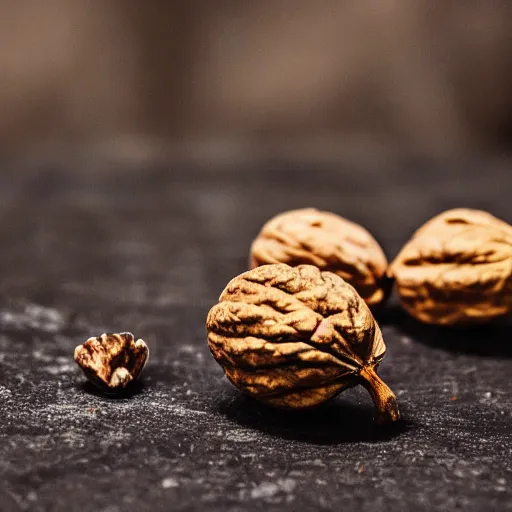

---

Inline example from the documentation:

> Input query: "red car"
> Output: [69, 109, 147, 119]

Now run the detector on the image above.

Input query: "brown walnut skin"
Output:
[206, 264, 400, 424]
[74, 332, 149, 392]
[249, 208, 389, 307]
[389, 208, 512, 326]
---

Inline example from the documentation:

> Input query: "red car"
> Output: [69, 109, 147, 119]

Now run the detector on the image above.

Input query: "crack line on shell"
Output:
[208, 323, 364, 373]
[210, 295, 370, 369]
[208, 332, 360, 372]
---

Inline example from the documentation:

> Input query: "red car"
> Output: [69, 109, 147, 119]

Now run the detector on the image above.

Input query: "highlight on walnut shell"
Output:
[206, 264, 400, 425]
[249, 208, 389, 307]
[388, 208, 512, 326]
[74, 332, 149, 392]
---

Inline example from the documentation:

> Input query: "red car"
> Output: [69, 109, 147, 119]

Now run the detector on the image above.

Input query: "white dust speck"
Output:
[59, 430, 86, 449]
[250, 482, 279, 499]
[1, 303, 65, 332]
[43, 363, 76, 375]
[250, 479, 296, 499]
[0, 386, 12, 397]
[161, 477, 179, 489]
[278, 478, 296, 493]
[33, 350, 53, 362]
[34, 349, 76, 374]
[101, 506, 121, 512]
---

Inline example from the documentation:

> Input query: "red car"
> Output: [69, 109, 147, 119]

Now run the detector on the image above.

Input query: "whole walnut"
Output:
[249, 208, 389, 307]
[389, 208, 512, 325]
[206, 264, 400, 424]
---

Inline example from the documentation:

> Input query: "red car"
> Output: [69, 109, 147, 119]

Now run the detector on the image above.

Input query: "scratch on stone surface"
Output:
[148, 400, 208, 417]
[222, 429, 259, 443]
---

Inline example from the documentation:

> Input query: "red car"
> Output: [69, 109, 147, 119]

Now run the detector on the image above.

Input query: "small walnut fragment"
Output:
[250, 208, 389, 307]
[74, 332, 149, 391]
[389, 208, 512, 325]
[206, 264, 400, 424]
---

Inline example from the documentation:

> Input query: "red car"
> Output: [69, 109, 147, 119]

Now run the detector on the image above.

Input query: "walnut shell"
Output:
[389, 208, 512, 325]
[74, 332, 149, 391]
[249, 208, 389, 307]
[206, 264, 400, 424]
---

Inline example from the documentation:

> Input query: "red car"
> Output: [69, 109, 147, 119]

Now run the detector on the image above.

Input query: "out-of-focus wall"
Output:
[1, 1, 511, 157]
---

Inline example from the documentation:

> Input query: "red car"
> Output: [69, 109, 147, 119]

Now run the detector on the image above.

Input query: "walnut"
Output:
[74, 332, 149, 391]
[388, 208, 512, 325]
[249, 208, 389, 307]
[206, 264, 400, 424]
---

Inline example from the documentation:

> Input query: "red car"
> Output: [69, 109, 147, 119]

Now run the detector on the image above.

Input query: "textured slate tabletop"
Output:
[0, 158, 511, 511]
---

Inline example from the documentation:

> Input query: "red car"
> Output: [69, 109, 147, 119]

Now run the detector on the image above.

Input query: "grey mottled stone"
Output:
[0, 159, 510, 512]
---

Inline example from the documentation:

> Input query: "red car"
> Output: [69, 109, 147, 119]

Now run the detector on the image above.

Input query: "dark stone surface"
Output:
[0, 158, 511, 511]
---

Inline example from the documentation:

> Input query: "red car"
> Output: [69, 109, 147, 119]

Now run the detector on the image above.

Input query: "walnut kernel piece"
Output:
[74, 332, 149, 391]
[206, 264, 400, 424]
[250, 208, 389, 306]
[389, 208, 512, 325]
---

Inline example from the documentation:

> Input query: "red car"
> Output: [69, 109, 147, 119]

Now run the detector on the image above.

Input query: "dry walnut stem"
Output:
[389, 208, 512, 326]
[250, 208, 389, 307]
[207, 264, 400, 424]
[74, 332, 149, 391]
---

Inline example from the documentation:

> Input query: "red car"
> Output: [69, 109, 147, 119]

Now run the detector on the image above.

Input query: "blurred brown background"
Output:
[1, 0, 512, 159]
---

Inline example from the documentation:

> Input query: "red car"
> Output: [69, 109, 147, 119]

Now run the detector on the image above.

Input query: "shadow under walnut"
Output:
[217, 392, 409, 444]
